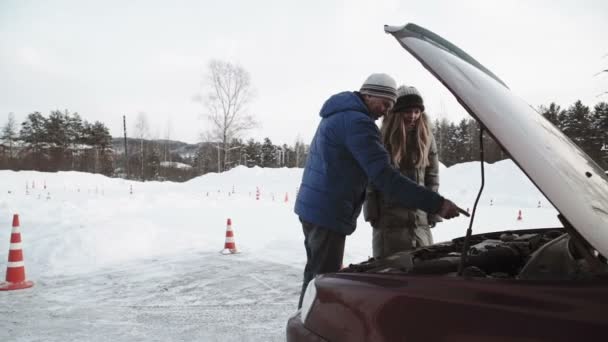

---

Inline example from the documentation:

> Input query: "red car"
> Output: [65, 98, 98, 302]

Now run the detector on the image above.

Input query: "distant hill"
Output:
[111, 137, 202, 159]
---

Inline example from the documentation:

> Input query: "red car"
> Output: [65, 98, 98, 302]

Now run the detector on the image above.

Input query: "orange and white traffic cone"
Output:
[517, 210, 523, 221]
[0, 214, 34, 291]
[220, 218, 238, 254]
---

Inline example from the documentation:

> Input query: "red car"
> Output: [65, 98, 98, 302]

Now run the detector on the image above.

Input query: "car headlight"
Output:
[300, 278, 317, 324]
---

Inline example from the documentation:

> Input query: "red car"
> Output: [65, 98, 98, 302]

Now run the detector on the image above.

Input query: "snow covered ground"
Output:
[0, 160, 560, 341]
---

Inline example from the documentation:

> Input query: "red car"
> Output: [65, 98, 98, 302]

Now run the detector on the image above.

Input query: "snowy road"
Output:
[0, 164, 559, 341]
[1, 251, 301, 342]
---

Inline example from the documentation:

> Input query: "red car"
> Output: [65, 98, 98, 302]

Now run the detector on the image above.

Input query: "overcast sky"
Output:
[1, 0, 607, 145]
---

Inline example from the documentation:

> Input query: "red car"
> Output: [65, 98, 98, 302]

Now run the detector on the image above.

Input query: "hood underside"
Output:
[384, 23, 608, 257]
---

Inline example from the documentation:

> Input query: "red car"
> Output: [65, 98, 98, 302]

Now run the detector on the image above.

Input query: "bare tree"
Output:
[1, 112, 18, 164]
[294, 135, 308, 168]
[133, 112, 150, 180]
[597, 67, 608, 98]
[198, 59, 258, 172]
[164, 118, 172, 164]
[595, 53, 607, 97]
[595, 70, 608, 76]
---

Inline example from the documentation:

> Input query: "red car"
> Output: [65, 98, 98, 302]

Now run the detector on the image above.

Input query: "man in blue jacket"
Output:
[294, 73, 464, 308]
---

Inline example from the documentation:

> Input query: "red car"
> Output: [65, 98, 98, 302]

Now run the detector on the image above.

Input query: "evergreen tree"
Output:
[86, 121, 112, 149]
[432, 118, 441, 158]
[144, 145, 161, 180]
[89, 121, 113, 175]
[45, 110, 73, 169]
[67, 112, 84, 148]
[20, 112, 47, 151]
[19, 112, 49, 170]
[455, 119, 470, 163]
[45, 110, 70, 149]
[261, 137, 276, 167]
[589, 102, 608, 168]
[244, 138, 262, 167]
[434, 118, 451, 164]
[443, 122, 459, 166]
[538, 103, 564, 127]
[467, 119, 481, 162]
[562, 100, 592, 151]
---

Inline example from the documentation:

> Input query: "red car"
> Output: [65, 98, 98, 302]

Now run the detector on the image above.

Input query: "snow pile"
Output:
[0, 160, 559, 278]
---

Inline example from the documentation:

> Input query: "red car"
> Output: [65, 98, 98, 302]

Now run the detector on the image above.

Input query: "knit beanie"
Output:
[393, 85, 425, 112]
[359, 73, 397, 103]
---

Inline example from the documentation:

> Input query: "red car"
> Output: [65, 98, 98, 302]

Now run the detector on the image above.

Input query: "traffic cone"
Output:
[220, 218, 238, 254]
[517, 210, 523, 221]
[0, 214, 34, 291]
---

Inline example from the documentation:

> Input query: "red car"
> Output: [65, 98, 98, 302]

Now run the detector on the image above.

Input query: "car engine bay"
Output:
[342, 228, 608, 280]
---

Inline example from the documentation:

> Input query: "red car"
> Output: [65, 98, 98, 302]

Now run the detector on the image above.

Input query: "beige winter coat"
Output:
[363, 116, 442, 230]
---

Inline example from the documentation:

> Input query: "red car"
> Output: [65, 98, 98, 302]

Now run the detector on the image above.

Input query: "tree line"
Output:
[1, 110, 113, 174]
[431, 100, 607, 169]
[0, 109, 310, 181]
[113, 135, 309, 182]
[1, 100, 607, 182]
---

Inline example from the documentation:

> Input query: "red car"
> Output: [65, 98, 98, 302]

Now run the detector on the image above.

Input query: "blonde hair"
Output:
[381, 111, 431, 168]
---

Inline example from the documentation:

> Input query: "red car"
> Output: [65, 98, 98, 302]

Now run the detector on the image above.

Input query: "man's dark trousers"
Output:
[298, 218, 345, 308]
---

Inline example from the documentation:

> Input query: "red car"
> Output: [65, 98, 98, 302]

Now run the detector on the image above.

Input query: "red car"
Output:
[287, 23, 608, 342]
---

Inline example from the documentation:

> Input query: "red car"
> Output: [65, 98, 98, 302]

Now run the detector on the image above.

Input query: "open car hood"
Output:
[385, 23, 608, 257]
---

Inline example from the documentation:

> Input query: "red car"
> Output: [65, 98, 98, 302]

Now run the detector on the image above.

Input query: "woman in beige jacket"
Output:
[363, 85, 442, 258]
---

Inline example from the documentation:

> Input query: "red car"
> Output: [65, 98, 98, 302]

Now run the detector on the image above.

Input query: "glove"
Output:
[437, 198, 462, 219]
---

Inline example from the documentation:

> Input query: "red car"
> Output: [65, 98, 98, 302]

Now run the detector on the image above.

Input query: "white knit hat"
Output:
[359, 73, 397, 102]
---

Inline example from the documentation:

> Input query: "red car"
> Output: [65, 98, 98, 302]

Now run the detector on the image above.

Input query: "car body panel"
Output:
[287, 312, 328, 342]
[385, 24, 608, 257]
[300, 273, 608, 342]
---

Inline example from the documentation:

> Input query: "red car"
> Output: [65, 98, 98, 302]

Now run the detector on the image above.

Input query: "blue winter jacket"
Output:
[294, 91, 444, 235]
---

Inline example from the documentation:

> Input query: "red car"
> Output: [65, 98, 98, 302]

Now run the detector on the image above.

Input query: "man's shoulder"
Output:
[321, 91, 369, 118]
[322, 109, 372, 130]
